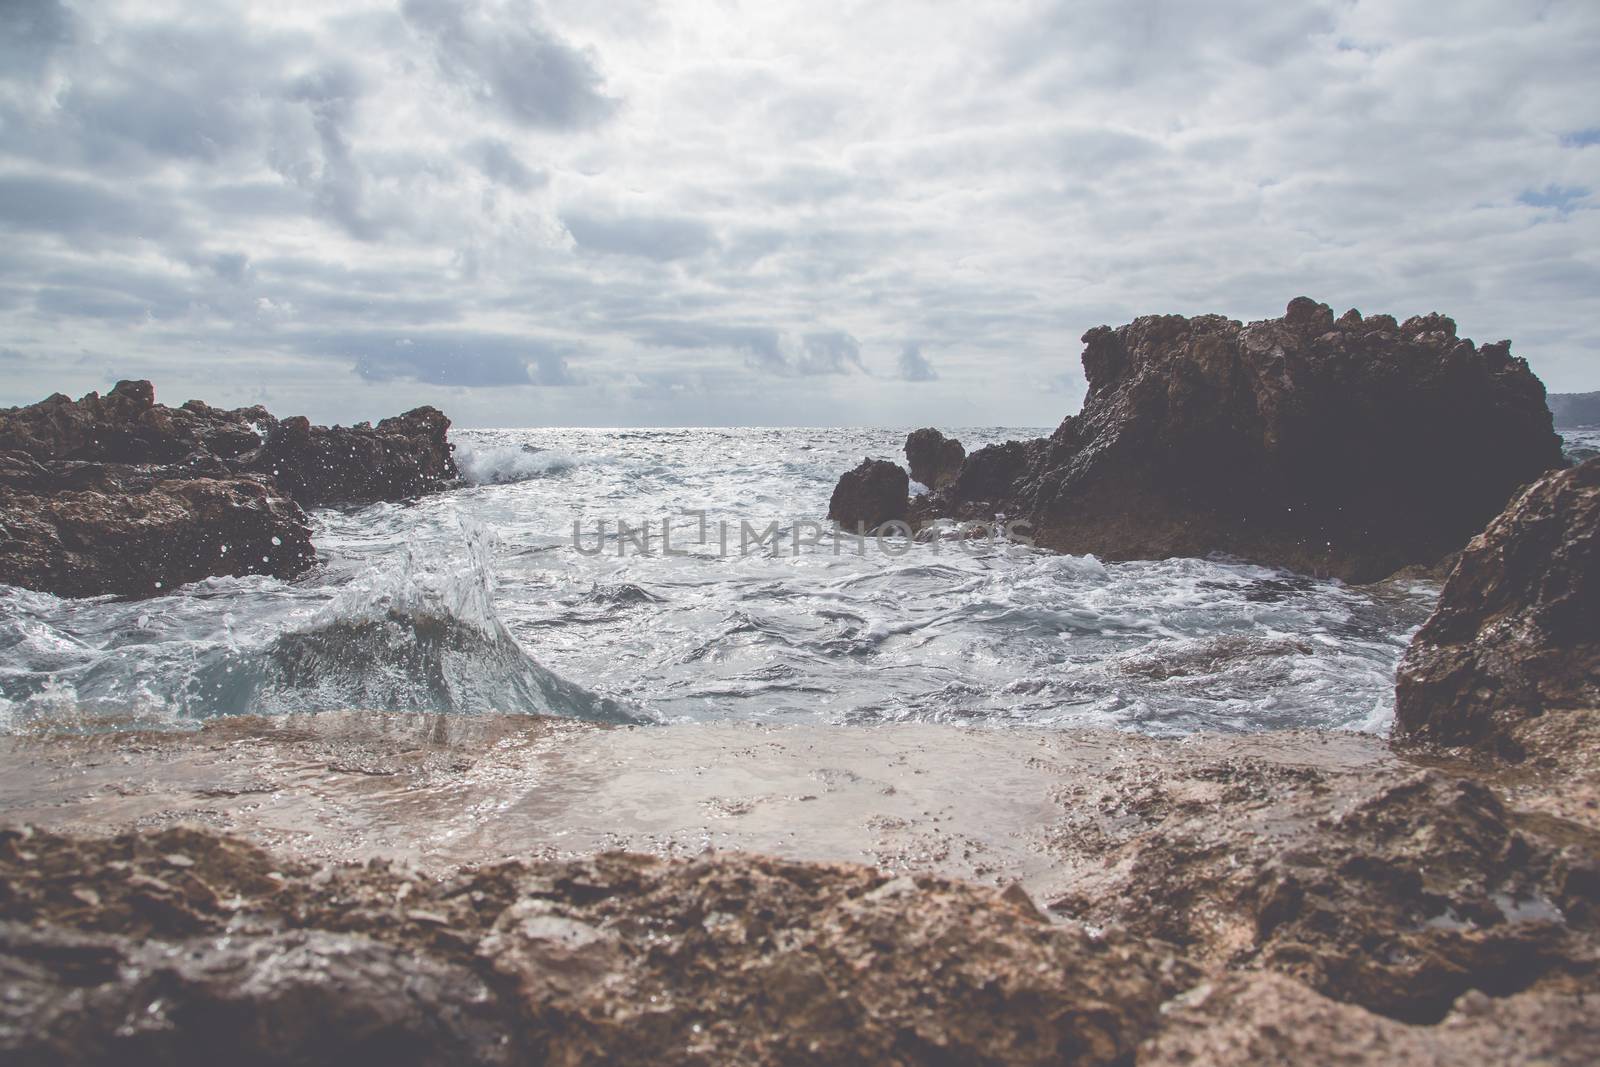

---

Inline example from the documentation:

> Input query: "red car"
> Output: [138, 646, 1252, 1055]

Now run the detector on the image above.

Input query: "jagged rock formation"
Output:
[827, 458, 908, 532]
[0, 381, 458, 598]
[1395, 458, 1600, 757]
[858, 299, 1565, 581]
[259, 407, 457, 508]
[1549, 392, 1600, 428]
[904, 428, 965, 490]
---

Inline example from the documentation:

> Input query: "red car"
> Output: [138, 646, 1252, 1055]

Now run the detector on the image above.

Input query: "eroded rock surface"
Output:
[1142, 972, 1600, 1067]
[0, 382, 458, 597]
[1396, 458, 1599, 758]
[877, 298, 1564, 580]
[2, 716, 1597, 1065]
[0, 826, 1188, 1067]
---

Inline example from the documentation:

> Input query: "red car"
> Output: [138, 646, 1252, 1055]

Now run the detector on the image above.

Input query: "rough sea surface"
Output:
[9, 424, 1554, 737]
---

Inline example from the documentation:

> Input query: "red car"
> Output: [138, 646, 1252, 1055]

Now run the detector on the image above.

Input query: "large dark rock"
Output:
[904, 428, 965, 490]
[903, 298, 1564, 581]
[0, 463, 315, 599]
[257, 407, 456, 508]
[1550, 392, 1600, 428]
[827, 458, 909, 532]
[1395, 458, 1600, 755]
[0, 382, 459, 598]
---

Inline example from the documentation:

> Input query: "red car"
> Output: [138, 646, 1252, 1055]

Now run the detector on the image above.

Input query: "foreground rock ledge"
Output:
[855, 298, 1564, 581]
[1, 711, 1597, 1066]
[0, 826, 1186, 1067]
[0, 381, 459, 598]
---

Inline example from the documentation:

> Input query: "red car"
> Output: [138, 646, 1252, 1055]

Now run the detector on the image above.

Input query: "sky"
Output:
[0, 0, 1597, 428]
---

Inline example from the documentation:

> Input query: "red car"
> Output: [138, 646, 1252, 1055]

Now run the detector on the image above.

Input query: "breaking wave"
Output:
[0, 515, 643, 730]
[455, 439, 580, 485]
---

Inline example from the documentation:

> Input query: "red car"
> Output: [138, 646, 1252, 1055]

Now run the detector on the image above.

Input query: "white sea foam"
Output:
[454, 440, 580, 485]
[0, 426, 1436, 734]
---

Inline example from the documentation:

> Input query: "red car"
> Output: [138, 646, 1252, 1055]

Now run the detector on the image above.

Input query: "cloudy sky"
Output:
[1, 0, 1597, 427]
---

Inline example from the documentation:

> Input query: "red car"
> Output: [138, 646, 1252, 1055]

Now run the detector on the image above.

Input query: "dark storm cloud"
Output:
[562, 208, 718, 261]
[897, 343, 937, 382]
[402, 0, 617, 130]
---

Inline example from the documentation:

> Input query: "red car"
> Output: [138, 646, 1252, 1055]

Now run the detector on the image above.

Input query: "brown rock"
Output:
[255, 406, 457, 509]
[904, 428, 965, 489]
[1046, 761, 1594, 1025]
[0, 382, 460, 597]
[1142, 973, 1600, 1067]
[0, 827, 1188, 1067]
[826, 458, 909, 532]
[0, 469, 315, 599]
[910, 299, 1564, 581]
[1395, 458, 1600, 755]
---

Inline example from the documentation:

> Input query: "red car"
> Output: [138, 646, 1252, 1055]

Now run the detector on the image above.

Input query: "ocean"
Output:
[4, 425, 1528, 737]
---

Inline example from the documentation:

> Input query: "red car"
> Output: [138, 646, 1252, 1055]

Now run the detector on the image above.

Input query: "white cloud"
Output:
[0, 0, 1597, 427]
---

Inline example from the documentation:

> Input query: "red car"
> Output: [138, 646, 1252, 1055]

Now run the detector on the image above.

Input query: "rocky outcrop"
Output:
[1549, 392, 1600, 428]
[0, 459, 316, 598]
[0, 380, 459, 509]
[0, 825, 1188, 1067]
[258, 407, 457, 509]
[0, 382, 459, 598]
[904, 428, 965, 490]
[1395, 458, 1600, 756]
[827, 458, 908, 532]
[873, 298, 1565, 581]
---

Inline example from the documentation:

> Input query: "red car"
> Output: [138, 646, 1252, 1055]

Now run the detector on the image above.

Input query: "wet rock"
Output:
[908, 299, 1564, 581]
[1395, 458, 1600, 756]
[0, 382, 458, 597]
[254, 407, 457, 509]
[827, 458, 909, 532]
[0, 467, 315, 599]
[904, 428, 965, 490]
